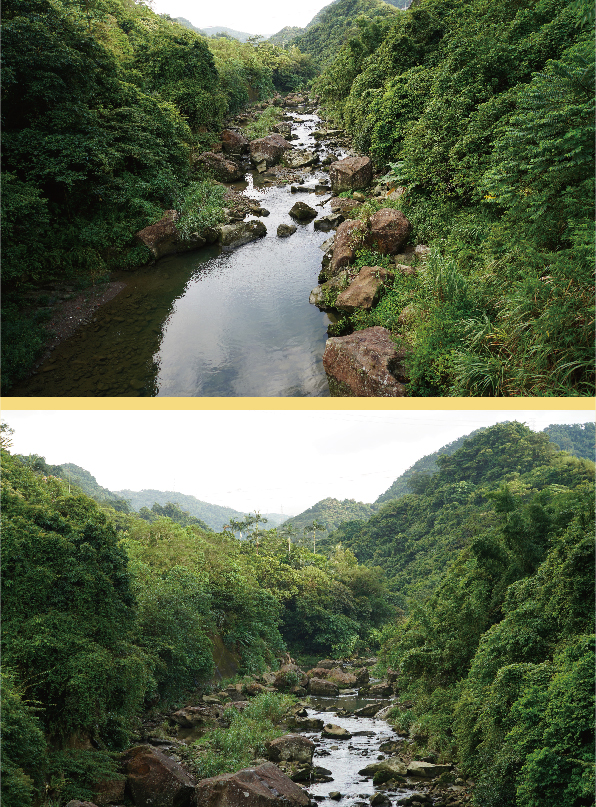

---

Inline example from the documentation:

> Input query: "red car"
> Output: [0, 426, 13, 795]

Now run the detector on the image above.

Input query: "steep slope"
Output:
[329, 422, 595, 608]
[280, 497, 376, 544]
[292, 0, 400, 67]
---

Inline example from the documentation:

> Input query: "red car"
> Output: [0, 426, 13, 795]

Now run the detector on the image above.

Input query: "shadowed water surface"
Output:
[13, 115, 339, 397]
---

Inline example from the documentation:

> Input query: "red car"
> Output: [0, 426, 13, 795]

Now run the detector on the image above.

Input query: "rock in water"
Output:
[194, 761, 310, 806]
[329, 156, 372, 193]
[289, 201, 318, 221]
[266, 734, 315, 764]
[219, 220, 267, 249]
[323, 327, 408, 397]
[249, 134, 291, 168]
[221, 129, 249, 155]
[194, 152, 245, 182]
[277, 223, 297, 237]
[322, 724, 352, 740]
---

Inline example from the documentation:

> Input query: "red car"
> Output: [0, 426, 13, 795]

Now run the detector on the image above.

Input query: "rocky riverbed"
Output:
[68, 656, 475, 807]
[12, 92, 422, 397]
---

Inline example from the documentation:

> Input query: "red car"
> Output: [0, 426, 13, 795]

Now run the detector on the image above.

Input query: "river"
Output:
[14, 113, 342, 397]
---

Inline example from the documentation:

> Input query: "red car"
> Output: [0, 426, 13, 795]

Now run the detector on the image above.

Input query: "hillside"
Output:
[329, 422, 595, 609]
[292, 0, 401, 67]
[279, 496, 376, 543]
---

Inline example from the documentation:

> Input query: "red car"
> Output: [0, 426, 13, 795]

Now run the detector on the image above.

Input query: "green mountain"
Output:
[291, 0, 401, 67]
[328, 422, 595, 608]
[280, 497, 376, 544]
[202, 25, 256, 42]
[115, 488, 284, 532]
[267, 26, 305, 47]
[542, 422, 595, 461]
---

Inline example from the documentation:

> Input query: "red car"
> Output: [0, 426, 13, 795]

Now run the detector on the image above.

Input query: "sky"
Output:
[4, 409, 593, 516]
[150, 0, 329, 38]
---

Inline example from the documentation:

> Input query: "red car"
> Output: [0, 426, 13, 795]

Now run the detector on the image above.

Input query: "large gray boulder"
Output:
[308, 678, 339, 696]
[329, 156, 372, 193]
[250, 134, 292, 167]
[289, 201, 318, 221]
[284, 150, 318, 169]
[323, 326, 408, 397]
[368, 209, 412, 255]
[322, 724, 352, 740]
[219, 220, 267, 249]
[122, 745, 196, 807]
[265, 734, 315, 764]
[194, 761, 310, 806]
[406, 760, 453, 778]
[327, 219, 368, 277]
[221, 129, 249, 155]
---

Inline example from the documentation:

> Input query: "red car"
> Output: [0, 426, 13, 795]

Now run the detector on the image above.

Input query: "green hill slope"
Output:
[280, 496, 376, 544]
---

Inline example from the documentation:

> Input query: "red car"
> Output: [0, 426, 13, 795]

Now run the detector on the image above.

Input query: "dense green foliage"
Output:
[0, 437, 392, 804]
[315, 0, 594, 395]
[293, 0, 400, 68]
[1, 0, 313, 392]
[357, 421, 596, 806]
[281, 496, 377, 544]
[542, 422, 595, 461]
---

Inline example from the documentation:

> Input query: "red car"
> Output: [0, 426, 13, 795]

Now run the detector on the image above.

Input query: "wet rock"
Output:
[219, 220, 267, 249]
[289, 716, 325, 731]
[368, 209, 412, 255]
[355, 668, 370, 686]
[289, 201, 318, 221]
[328, 219, 369, 277]
[397, 795, 432, 806]
[250, 134, 292, 168]
[123, 745, 196, 807]
[359, 757, 407, 778]
[370, 793, 391, 806]
[323, 327, 408, 397]
[195, 152, 245, 182]
[335, 266, 391, 313]
[194, 761, 310, 806]
[308, 678, 339, 696]
[329, 156, 373, 193]
[407, 761, 453, 778]
[322, 724, 352, 740]
[329, 793, 342, 801]
[284, 150, 318, 168]
[221, 129, 249, 156]
[354, 703, 384, 718]
[313, 213, 343, 232]
[368, 682, 394, 698]
[266, 734, 315, 764]
[135, 211, 212, 260]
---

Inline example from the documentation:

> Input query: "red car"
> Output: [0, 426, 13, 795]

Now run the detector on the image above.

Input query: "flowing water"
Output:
[14, 114, 343, 397]
[303, 694, 428, 807]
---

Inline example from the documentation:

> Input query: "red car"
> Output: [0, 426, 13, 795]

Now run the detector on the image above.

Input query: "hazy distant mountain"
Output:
[267, 26, 305, 46]
[279, 497, 376, 543]
[174, 19, 256, 42]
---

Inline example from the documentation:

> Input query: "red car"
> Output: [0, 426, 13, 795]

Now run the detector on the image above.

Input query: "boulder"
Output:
[328, 219, 368, 276]
[265, 734, 315, 764]
[354, 702, 384, 718]
[406, 760, 453, 778]
[322, 724, 352, 740]
[308, 678, 339, 696]
[387, 669, 400, 684]
[284, 150, 318, 169]
[313, 213, 343, 232]
[315, 660, 336, 669]
[274, 663, 308, 690]
[244, 682, 266, 697]
[194, 761, 309, 806]
[359, 757, 407, 778]
[335, 266, 391, 313]
[277, 223, 297, 238]
[368, 209, 411, 255]
[355, 667, 370, 686]
[219, 220, 267, 249]
[92, 776, 126, 806]
[221, 129, 249, 155]
[66, 802, 100, 807]
[136, 210, 208, 260]
[368, 682, 394, 698]
[289, 716, 325, 731]
[195, 152, 245, 182]
[122, 745, 196, 807]
[329, 156, 372, 193]
[323, 326, 408, 397]
[223, 683, 245, 701]
[289, 201, 318, 221]
[327, 668, 358, 687]
[250, 135, 291, 168]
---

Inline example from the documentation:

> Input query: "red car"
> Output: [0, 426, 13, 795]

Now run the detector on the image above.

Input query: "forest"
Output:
[1, 420, 594, 806]
[2, 0, 593, 395]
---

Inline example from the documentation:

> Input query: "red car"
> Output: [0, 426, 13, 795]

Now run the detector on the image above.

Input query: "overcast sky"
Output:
[150, 0, 329, 38]
[4, 410, 593, 516]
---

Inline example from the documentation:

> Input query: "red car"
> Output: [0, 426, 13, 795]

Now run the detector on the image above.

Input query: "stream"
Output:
[14, 113, 344, 397]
